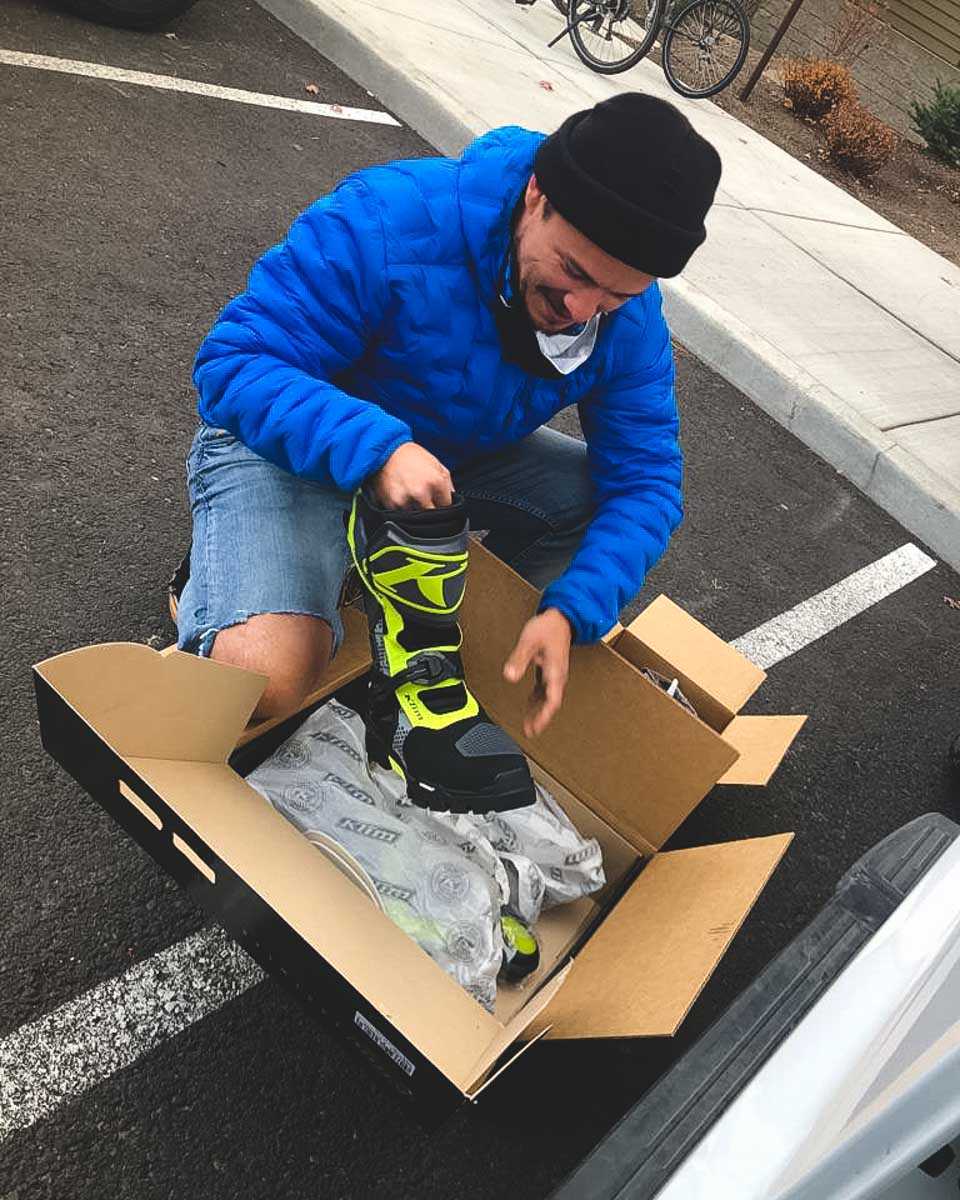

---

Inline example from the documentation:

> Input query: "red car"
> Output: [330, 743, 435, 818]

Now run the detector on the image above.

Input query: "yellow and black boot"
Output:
[347, 490, 536, 815]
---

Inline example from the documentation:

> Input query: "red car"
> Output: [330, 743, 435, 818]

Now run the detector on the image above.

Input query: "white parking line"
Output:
[0, 542, 939, 1141]
[0, 49, 401, 125]
[732, 543, 937, 669]
[0, 928, 262, 1140]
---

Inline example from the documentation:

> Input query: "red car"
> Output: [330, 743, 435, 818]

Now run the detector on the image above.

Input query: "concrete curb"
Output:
[258, 0, 960, 573]
[664, 277, 960, 568]
[257, 0, 475, 154]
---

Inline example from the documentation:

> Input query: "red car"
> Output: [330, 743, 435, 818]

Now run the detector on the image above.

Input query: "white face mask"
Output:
[535, 316, 601, 375]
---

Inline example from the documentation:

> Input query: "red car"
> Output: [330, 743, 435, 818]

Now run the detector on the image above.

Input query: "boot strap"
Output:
[376, 651, 461, 691]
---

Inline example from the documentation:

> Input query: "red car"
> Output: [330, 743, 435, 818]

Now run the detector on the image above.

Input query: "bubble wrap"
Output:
[246, 701, 604, 1009]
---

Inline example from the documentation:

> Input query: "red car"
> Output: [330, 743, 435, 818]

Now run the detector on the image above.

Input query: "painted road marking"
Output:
[732, 543, 937, 669]
[0, 928, 262, 1140]
[0, 543, 939, 1141]
[0, 49, 401, 125]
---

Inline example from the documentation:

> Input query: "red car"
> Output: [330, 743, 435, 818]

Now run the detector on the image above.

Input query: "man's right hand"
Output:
[370, 442, 454, 509]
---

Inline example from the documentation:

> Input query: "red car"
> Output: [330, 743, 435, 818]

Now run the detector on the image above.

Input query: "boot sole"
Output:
[367, 727, 534, 813]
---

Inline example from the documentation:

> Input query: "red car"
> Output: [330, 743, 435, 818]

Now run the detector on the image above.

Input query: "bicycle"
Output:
[541, 0, 751, 98]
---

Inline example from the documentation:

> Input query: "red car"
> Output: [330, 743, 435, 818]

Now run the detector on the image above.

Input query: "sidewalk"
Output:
[263, 0, 960, 571]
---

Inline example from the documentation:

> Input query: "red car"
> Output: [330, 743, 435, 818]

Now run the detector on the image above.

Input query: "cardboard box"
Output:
[32, 543, 805, 1112]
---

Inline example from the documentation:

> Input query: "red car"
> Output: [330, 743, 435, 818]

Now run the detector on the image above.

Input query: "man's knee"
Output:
[543, 438, 593, 537]
[548, 463, 593, 544]
[209, 612, 334, 721]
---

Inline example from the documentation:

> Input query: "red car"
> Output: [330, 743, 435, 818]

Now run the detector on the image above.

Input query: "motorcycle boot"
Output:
[347, 489, 536, 815]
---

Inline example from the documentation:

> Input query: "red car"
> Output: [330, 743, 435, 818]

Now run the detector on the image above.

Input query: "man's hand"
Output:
[502, 608, 573, 738]
[371, 442, 453, 509]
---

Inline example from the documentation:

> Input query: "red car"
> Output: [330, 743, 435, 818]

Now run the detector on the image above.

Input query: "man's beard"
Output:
[515, 260, 575, 334]
[494, 243, 563, 379]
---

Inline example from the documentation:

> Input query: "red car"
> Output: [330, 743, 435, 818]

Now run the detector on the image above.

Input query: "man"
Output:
[174, 92, 721, 751]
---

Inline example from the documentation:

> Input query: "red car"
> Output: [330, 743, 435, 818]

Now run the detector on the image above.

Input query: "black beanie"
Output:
[533, 93, 722, 278]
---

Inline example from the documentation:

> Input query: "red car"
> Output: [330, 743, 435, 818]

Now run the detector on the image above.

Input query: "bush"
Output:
[910, 80, 960, 169]
[780, 57, 857, 121]
[822, 102, 898, 178]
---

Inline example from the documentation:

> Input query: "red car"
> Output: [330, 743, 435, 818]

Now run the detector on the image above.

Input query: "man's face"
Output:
[513, 175, 656, 334]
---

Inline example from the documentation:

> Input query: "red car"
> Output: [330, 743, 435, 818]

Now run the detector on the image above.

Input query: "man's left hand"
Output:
[502, 608, 572, 738]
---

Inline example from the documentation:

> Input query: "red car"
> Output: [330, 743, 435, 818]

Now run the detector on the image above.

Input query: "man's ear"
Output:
[525, 173, 544, 212]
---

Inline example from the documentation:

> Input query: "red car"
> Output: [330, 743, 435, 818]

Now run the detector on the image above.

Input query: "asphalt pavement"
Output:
[0, 1, 958, 1197]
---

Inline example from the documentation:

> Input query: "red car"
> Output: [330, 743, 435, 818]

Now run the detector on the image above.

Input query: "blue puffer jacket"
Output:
[194, 127, 682, 644]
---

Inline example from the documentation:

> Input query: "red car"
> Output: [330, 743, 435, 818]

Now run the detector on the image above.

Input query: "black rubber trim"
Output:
[549, 813, 960, 1200]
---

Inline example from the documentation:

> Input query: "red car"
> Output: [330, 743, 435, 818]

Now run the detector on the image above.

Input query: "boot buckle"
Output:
[392, 651, 459, 688]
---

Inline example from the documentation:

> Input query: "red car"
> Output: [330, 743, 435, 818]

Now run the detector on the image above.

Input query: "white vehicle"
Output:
[551, 810, 960, 1200]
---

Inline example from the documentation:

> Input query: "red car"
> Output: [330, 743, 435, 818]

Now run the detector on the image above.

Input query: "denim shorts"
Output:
[176, 419, 594, 660]
[176, 423, 355, 658]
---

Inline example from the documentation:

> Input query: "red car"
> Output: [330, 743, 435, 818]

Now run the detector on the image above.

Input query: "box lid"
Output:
[618, 596, 766, 730]
[527, 833, 793, 1039]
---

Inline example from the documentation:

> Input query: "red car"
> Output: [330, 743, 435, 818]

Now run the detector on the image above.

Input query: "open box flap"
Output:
[618, 596, 766, 729]
[717, 715, 808, 786]
[527, 833, 793, 1039]
[35, 643, 267, 763]
[126, 756, 502, 1088]
[460, 546, 739, 851]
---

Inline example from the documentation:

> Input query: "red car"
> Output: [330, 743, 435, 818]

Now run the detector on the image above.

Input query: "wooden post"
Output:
[739, 0, 808, 101]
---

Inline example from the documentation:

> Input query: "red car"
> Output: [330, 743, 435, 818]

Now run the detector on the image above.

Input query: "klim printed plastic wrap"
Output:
[247, 701, 605, 1009]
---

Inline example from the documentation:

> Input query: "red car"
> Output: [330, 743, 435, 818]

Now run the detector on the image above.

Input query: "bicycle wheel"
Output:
[568, 0, 666, 74]
[661, 0, 749, 97]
